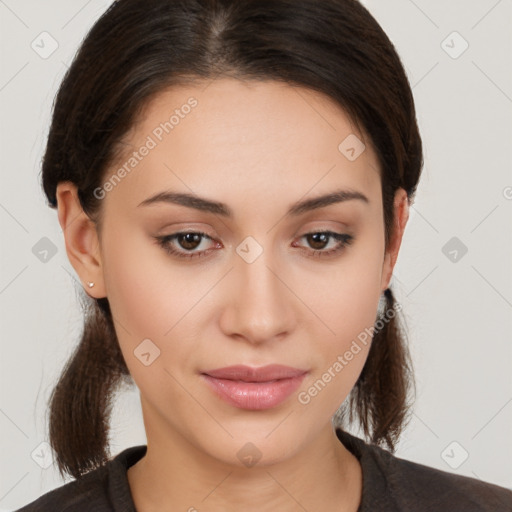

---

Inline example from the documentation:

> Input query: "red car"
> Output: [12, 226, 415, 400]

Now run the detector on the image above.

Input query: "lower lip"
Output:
[201, 373, 307, 410]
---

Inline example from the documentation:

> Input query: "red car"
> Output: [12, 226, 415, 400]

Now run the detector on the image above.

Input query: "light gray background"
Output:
[1, 0, 511, 509]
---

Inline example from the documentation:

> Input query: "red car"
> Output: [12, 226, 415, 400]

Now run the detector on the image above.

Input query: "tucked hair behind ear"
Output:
[42, 0, 422, 479]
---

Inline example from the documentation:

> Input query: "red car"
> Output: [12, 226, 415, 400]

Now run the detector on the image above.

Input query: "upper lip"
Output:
[202, 364, 308, 382]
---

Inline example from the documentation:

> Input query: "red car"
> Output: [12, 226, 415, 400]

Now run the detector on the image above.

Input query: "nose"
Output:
[218, 245, 297, 346]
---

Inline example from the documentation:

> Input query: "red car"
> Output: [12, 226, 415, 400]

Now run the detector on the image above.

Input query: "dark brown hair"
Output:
[41, 0, 422, 479]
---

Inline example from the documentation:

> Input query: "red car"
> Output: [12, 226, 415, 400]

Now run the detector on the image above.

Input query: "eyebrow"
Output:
[137, 188, 369, 216]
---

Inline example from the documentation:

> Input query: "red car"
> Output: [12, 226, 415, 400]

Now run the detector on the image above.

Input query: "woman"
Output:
[17, 0, 512, 510]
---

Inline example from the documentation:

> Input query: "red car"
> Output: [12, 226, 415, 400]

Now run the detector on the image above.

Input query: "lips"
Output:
[200, 364, 308, 410]
[203, 364, 308, 382]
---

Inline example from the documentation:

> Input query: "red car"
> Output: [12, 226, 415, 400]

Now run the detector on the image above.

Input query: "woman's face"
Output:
[60, 78, 408, 467]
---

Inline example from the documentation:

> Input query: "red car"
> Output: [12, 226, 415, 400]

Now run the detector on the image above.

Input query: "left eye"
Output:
[293, 231, 354, 258]
[154, 230, 354, 260]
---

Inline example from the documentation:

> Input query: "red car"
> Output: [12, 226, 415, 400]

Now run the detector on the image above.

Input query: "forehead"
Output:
[104, 78, 381, 212]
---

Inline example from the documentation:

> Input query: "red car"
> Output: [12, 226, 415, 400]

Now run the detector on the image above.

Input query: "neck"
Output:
[127, 421, 362, 512]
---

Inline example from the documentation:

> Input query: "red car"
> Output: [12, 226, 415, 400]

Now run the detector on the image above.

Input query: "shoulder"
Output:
[369, 440, 512, 511]
[336, 429, 512, 512]
[14, 465, 110, 512]
[15, 445, 146, 512]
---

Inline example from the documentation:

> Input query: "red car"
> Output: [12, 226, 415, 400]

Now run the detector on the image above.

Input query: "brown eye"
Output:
[306, 232, 331, 250]
[155, 231, 218, 260]
[155, 230, 354, 261]
[176, 232, 203, 251]
[293, 231, 354, 258]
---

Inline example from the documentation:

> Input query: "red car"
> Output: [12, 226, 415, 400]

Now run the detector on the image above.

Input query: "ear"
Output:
[380, 187, 409, 291]
[56, 181, 106, 298]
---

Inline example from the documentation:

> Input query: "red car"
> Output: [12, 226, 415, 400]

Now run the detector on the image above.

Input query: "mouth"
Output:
[200, 364, 308, 410]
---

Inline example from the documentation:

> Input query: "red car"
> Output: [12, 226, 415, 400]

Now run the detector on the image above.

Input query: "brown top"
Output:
[16, 428, 512, 511]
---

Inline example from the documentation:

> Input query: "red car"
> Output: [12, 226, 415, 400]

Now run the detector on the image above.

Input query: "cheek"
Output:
[301, 225, 384, 340]
[100, 227, 209, 383]
[102, 228, 190, 334]
[294, 227, 384, 406]
[296, 281, 379, 420]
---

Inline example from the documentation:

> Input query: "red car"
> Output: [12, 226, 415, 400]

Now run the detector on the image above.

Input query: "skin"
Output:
[56, 78, 409, 512]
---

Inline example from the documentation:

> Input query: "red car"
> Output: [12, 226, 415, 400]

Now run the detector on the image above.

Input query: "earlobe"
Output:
[380, 188, 410, 291]
[56, 182, 106, 298]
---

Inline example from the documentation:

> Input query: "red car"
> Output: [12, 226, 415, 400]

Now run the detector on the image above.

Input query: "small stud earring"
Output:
[87, 282, 95, 288]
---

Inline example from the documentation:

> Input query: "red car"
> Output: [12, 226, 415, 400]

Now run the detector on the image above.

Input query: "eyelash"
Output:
[154, 230, 354, 260]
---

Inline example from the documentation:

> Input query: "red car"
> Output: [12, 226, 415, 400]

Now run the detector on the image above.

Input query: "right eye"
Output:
[154, 231, 221, 260]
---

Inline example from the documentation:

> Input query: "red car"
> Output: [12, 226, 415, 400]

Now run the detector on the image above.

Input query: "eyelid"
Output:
[155, 222, 217, 236]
